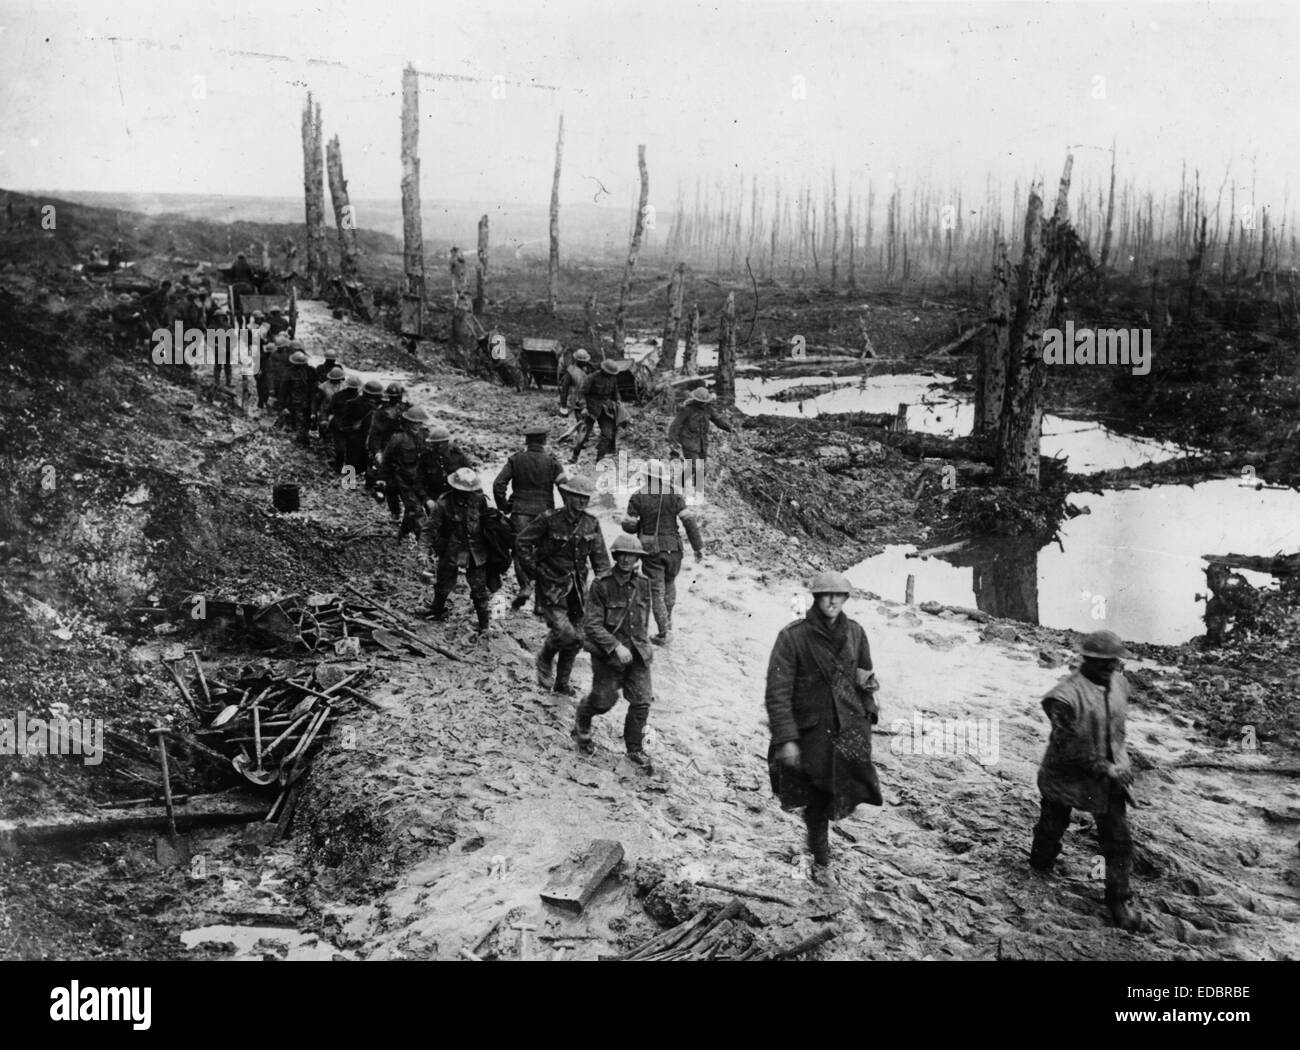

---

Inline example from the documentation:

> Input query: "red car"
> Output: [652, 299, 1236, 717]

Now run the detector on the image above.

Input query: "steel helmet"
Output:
[289, 350, 309, 365]
[345, 374, 363, 389]
[558, 475, 596, 498]
[327, 366, 345, 380]
[402, 406, 432, 425]
[363, 379, 385, 395]
[116, 293, 133, 304]
[689, 386, 717, 403]
[447, 467, 481, 492]
[808, 571, 852, 595]
[600, 359, 621, 375]
[1079, 630, 1133, 659]
[573, 349, 591, 364]
[610, 534, 648, 557]
[426, 424, 451, 442]
[385, 382, 406, 400]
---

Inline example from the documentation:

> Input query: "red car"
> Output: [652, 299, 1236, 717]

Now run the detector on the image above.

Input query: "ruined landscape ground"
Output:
[2, 196, 1299, 961]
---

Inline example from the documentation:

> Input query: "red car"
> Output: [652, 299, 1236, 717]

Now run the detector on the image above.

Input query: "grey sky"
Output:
[2, 0, 1296, 219]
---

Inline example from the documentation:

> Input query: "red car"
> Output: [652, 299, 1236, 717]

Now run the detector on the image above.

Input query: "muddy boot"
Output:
[474, 601, 491, 634]
[511, 582, 533, 611]
[553, 649, 578, 696]
[806, 817, 831, 867]
[426, 591, 450, 622]
[626, 750, 654, 773]
[535, 642, 557, 689]
[651, 630, 671, 646]
[1029, 829, 1062, 873]
[1105, 857, 1141, 932]
[571, 697, 595, 753]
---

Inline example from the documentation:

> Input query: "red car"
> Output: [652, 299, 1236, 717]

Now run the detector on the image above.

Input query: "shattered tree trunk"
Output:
[658, 262, 685, 373]
[1099, 141, 1117, 270]
[400, 64, 425, 335]
[682, 304, 700, 376]
[1187, 214, 1208, 317]
[613, 144, 650, 358]
[301, 93, 327, 297]
[995, 154, 1074, 488]
[974, 240, 1011, 445]
[585, 292, 601, 360]
[325, 135, 360, 282]
[716, 291, 736, 405]
[548, 114, 564, 315]
[474, 214, 489, 318]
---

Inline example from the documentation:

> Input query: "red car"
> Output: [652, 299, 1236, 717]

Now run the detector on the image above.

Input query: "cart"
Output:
[228, 284, 298, 338]
[521, 337, 564, 388]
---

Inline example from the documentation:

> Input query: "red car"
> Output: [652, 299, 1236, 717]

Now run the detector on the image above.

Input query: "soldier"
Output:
[571, 358, 623, 465]
[369, 383, 407, 509]
[576, 533, 656, 770]
[668, 385, 733, 493]
[263, 333, 292, 408]
[516, 476, 611, 698]
[278, 349, 316, 444]
[208, 302, 233, 389]
[378, 406, 434, 540]
[1030, 630, 1141, 932]
[558, 349, 593, 417]
[622, 460, 704, 645]
[266, 306, 290, 342]
[314, 352, 340, 387]
[765, 571, 882, 881]
[348, 379, 387, 480]
[326, 375, 364, 472]
[425, 467, 494, 632]
[493, 423, 566, 610]
[422, 424, 473, 503]
[230, 252, 255, 284]
[313, 366, 346, 434]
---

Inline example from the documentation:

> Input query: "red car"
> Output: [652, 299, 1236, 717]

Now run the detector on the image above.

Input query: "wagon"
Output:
[227, 283, 298, 338]
[521, 337, 564, 388]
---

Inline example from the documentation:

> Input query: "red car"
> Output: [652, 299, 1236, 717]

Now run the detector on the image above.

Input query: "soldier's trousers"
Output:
[288, 405, 311, 444]
[595, 412, 617, 458]
[577, 654, 653, 752]
[539, 590, 585, 655]
[1030, 791, 1133, 903]
[510, 513, 538, 589]
[432, 556, 490, 614]
[642, 549, 684, 633]
[394, 483, 424, 539]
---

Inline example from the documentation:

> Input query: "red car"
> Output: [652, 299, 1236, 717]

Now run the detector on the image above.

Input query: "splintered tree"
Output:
[301, 93, 327, 296]
[548, 114, 564, 315]
[973, 240, 1011, 445]
[613, 144, 649, 357]
[474, 214, 489, 318]
[400, 63, 425, 336]
[325, 134, 359, 281]
[995, 154, 1078, 488]
[716, 291, 736, 405]
[682, 304, 700, 376]
[658, 262, 685, 373]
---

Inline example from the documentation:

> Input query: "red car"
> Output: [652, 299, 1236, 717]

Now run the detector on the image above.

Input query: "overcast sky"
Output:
[2, 0, 1296, 219]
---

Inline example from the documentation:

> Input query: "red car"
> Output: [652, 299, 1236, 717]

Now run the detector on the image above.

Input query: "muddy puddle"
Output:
[850, 478, 1300, 645]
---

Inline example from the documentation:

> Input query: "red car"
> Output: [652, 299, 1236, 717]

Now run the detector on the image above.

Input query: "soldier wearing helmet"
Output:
[668, 384, 733, 493]
[576, 533, 656, 771]
[278, 349, 316, 444]
[424, 468, 495, 630]
[558, 348, 593, 418]
[571, 357, 624, 465]
[622, 459, 704, 645]
[368, 383, 408, 515]
[420, 423, 472, 504]
[516, 475, 611, 697]
[325, 374, 367, 473]
[378, 406, 434, 538]
[1031, 630, 1141, 932]
[765, 571, 882, 882]
[492, 422, 566, 610]
[312, 366, 347, 435]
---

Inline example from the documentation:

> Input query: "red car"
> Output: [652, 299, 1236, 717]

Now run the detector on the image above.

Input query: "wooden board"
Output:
[522, 337, 561, 354]
[539, 838, 624, 913]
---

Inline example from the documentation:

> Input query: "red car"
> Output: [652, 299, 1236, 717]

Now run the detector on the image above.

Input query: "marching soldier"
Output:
[765, 571, 882, 881]
[622, 459, 704, 645]
[426, 467, 494, 632]
[493, 423, 566, 610]
[369, 383, 407, 511]
[559, 349, 593, 417]
[576, 534, 656, 771]
[668, 385, 733, 492]
[333, 379, 384, 481]
[326, 375, 364, 471]
[571, 358, 623, 465]
[313, 366, 346, 434]
[1030, 630, 1141, 932]
[377, 406, 434, 540]
[422, 423, 473, 503]
[516, 476, 610, 698]
[278, 349, 316, 444]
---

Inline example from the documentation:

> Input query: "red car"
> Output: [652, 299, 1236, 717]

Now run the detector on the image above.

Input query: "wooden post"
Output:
[974, 240, 1011, 444]
[474, 214, 489, 318]
[905, 575, 915, 605]
[829, 168, 839, 289]
[585, 291, 600, 359]
[301, 93, 327, 297]
[683, 304, 700, 376]
[400, 64, 425, 336]
[717, 291, 736, 405]
[548, 113, 564, 315]
[1099, 139, 1117, 270]
[325, 134, 360, 282]
[658, 262, 684, 373]
[613, 144, 649, 358]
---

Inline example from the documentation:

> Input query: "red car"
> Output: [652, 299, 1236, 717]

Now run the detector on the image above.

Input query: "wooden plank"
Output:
[523, 337, 561, 353]
[539, 839, 624, 913]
